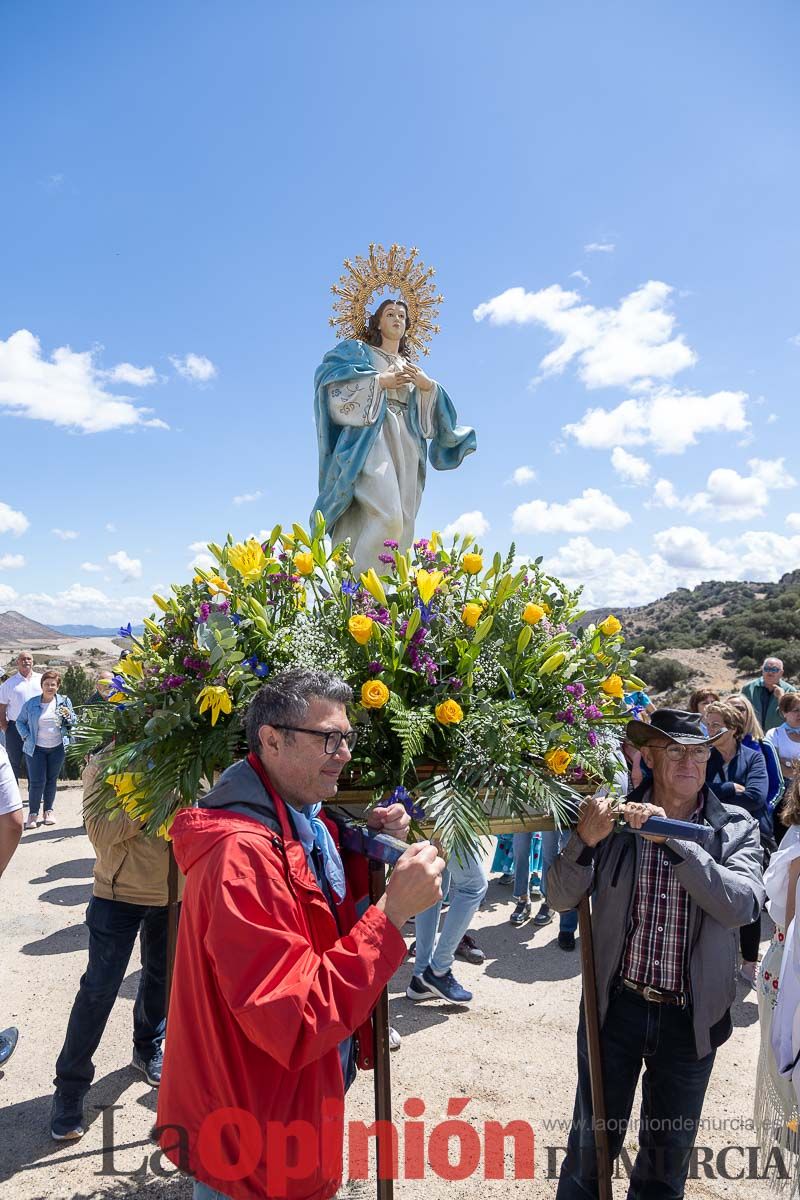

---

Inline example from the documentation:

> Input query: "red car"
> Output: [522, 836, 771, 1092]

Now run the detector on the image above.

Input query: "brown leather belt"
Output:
[622, 978, 687, 1007]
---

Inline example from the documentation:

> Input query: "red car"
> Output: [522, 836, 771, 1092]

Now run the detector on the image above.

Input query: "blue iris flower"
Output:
[118, 623, 133, 638]
[379, 786, 425, 821]
[341, 580, 360, 597]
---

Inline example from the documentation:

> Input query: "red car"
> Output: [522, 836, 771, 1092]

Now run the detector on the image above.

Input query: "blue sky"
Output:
[1, 0, 799, 625]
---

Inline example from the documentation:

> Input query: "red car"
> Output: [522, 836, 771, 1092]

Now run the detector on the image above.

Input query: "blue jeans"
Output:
[541, 829, 578, 934]
[26, 744, 65, 815]
[193, 1185, 232, 1200]
[4, 720, 24, 780]
[511, 831, 543, 899]
[557, 988, 716, 1200]
[413, 849, 488, 975]
[55, 896, 167, 1096]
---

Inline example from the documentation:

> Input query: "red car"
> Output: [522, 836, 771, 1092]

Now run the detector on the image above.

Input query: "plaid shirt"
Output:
[621, 800, 701, 994]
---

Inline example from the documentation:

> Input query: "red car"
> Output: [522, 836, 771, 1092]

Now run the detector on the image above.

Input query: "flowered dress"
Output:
[756, 826, 800, 1180]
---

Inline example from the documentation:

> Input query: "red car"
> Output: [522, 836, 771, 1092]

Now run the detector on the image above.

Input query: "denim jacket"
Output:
[16, 694, 77, 756]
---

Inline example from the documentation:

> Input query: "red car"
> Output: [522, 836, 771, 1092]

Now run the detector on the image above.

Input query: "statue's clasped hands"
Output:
[379, 364, 435, 393]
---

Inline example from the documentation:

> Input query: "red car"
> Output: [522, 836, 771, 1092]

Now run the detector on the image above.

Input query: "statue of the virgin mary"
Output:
[312, 245, 476, 574]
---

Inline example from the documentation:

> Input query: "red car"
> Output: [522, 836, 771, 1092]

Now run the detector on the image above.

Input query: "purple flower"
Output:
[555, 708, 575, 725]
[584, 704, 603, 720]
[448, 677, 464, 691]
[411, 627, 428, 645]
[159, 674, 187, 691]
[366, 607, 391, 626]
[383, 539, 399, 550]
[587, 730, 599, 747]
[367, 661, 384, 674]
[278, 552, 289, 562]
[565, 682, 586, 698]
[215, 599, 230, 613]
[378, 553, 395, 565]
[198, 602, 211, 623]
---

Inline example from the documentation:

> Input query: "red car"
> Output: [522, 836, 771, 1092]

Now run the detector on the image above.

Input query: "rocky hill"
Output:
[585, 569, 800, 694]
[0, 609, 62, 643]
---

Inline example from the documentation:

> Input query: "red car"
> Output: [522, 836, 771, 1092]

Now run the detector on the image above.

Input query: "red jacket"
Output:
[157, 755, 407, 1200]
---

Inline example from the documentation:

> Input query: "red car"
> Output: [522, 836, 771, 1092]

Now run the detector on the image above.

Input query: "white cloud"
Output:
[512, 488, 631, 534]
[233, 490, 263, 506]
[188, 541, 216, 572]
[106, 362, 158, 387]
[543, 525, 800, 608]
[650, 457, 795, 522]
[5, 582, 154, 626]
[104, 522, 117, 533]
[80, 561, 103, 573]
[653, 525, 729, 569]
[789, 334, 800, 348]
[611, 446, 651, 485]
[570, 270, 591, 286]
[565, 387, 749, 454]
[170, 353, 217, 383]
[0, 501, 29, 536]
[0, 329, 170, 433]
[52, 528, 79, 540]
[442, 511, 490, 540]
[0, 584, 18, 604]
[584, 242, 616, 253]
[507, 466, 537, 486]
[786, 514, 800, 532]
[474, 281, 696, 391]
[108, 549, 142, 579]
[0, 554, 24, 569]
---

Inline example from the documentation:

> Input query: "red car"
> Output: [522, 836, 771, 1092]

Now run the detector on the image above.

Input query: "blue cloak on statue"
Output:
[311, 339, 476, 532]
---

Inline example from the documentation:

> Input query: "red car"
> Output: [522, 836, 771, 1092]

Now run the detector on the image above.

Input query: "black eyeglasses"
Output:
[272, 725, 359, 755]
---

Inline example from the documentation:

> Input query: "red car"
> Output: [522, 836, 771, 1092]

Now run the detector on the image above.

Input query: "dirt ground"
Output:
[0, 785, 775, 1200]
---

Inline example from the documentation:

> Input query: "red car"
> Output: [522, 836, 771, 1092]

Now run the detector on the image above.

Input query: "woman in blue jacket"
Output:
[16, 670, 76, 829]
[705, 698, 772, 988]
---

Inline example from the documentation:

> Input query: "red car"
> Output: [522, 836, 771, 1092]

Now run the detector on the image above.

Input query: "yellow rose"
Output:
[435, 699, 464, 726]
[462, 553, 483, 575]
[601, 674, 625, 699]
[544, 748, 573, 776]
[461, 602, 483, 629]
[599, 614, 622, 637]
[361, 680, 390, 709]
[294, 552, 314, 576]
[522, 603, 545, 625]
[348, 614, 374, 646]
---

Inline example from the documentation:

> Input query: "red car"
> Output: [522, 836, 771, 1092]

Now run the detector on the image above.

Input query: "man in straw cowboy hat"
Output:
[548, 709, 765, 1200]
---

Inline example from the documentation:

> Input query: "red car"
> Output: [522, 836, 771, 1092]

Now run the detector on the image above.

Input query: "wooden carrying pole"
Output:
[368, 860, 394, 1200]
[577, 894, 613, 1200]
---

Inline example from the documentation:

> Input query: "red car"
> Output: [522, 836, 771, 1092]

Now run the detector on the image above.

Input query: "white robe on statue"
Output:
[327, 346, 436, 574]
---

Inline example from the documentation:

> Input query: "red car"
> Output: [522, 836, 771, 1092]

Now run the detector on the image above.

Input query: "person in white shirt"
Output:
[766, 693, 800, 788]
[0, 651, 43, 781]
[0, 744, 23, 1065]
[16, 670, 76, 829]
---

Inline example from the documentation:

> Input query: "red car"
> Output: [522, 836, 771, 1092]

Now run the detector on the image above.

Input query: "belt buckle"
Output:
[642, 985, 663, 1004]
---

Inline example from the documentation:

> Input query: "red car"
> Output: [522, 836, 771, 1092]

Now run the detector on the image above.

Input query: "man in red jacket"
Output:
[157, 668, 444, 1200]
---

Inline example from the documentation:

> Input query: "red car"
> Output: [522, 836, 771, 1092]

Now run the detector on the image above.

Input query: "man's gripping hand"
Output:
[367, 803, 411, 841]
[378, 842, 445, 931]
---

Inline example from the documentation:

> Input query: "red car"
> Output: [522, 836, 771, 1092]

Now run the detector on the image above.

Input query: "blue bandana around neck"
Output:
[290, 803, 346, 902]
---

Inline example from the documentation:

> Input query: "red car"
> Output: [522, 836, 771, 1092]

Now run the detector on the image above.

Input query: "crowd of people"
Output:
[1, 652, 800, 1200]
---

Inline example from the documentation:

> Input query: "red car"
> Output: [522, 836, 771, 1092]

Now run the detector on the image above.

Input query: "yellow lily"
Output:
[228, 539, 267, 583]
[152, 593, 170, 612]
[197, 685, 233, 726]
[360, 568, 387, 606]
[118, 656, 144, 680]
[415, 569, 444, 606]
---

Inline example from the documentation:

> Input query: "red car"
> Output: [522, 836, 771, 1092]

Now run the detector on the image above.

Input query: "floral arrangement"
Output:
[71, 515, 643, 855]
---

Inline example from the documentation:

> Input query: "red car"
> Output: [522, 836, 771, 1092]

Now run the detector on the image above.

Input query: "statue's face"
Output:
[378, 303, 407, 341]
